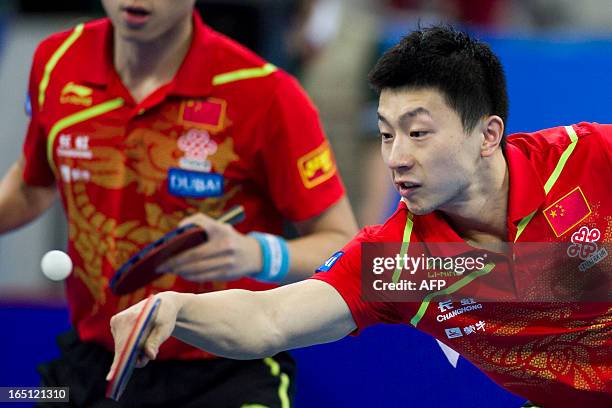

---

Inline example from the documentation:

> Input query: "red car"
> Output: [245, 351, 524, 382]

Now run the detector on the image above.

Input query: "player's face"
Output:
[102, 0, 197, 43]
[378, 87, 484, 215]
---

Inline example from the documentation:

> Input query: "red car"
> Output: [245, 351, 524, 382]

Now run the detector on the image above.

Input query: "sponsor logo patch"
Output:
[60, 82, 93, 107]
[316, 251, 344, 273]
[567, 226, 600, 260]
[24, 93, 32, 117]
[444, 328, 463, 339]
[565, 225, 608, 272]
[59, 165, 91, 183]
[297, 142, 336, 189]
[436, 298, 483, 323]
[177, 129, 218, 172]
[168, 168, 223, 198]
[56, 134, 92, 159]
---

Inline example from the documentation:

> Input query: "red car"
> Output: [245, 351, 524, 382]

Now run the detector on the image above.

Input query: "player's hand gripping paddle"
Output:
[106, 296, 161, 401]
[110, 205, 245, 295]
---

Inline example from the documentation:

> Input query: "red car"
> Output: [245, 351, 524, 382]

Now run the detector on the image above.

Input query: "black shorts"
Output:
[36, 330, 296, 408]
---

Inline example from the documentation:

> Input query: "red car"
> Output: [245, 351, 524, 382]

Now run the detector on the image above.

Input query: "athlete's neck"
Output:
[113, 18, 193, 103]
[440, 150, 509, 245]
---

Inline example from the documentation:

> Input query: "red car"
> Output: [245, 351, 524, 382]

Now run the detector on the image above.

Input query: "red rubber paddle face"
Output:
[110, 205, 245, 295]
[110, 224, 207, 295]
[106, 296, 161, 401]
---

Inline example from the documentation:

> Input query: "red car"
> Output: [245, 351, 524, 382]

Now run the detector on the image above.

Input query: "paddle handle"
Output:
[217, 205, 246, 225]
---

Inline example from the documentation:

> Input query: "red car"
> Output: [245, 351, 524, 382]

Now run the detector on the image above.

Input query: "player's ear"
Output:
[480, 115, 504, 157]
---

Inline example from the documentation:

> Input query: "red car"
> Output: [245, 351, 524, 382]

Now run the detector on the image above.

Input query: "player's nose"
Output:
[387, 138, 416, 171]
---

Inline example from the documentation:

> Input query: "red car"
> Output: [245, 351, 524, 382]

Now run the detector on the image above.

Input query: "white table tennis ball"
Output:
[41, 250, 73, 281]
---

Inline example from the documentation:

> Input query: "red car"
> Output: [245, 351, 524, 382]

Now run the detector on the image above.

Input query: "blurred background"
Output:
[0, 0, 610, 407]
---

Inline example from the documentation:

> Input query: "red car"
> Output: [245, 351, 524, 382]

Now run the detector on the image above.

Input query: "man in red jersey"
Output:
[0, 0, 357, 406]
[110, 25, 611, 407]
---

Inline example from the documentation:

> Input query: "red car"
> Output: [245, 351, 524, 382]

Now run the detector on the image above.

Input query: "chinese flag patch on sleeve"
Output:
[543, 186, 592, 237]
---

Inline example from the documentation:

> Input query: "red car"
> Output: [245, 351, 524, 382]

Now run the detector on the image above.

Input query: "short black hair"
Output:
[368, 25, 508, 144]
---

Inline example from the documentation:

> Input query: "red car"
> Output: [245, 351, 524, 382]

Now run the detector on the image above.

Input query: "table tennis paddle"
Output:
[110, 205, 245, 295]
[106, 295, 161, 401]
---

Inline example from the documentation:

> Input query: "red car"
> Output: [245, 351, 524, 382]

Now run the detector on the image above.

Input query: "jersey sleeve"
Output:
[593, 123, 612, 167]
[309, 227, 407, 333]
[21, 41, 56, 186]
[260, 73, 345, 222]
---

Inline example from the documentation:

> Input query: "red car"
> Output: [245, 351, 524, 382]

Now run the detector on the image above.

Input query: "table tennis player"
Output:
[110, 25, 612, 408]
[0, 0, 357, 406]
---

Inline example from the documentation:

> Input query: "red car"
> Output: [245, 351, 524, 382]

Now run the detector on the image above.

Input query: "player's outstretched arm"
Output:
[0, 156, 57, 234]
[108, 279, 355, 374]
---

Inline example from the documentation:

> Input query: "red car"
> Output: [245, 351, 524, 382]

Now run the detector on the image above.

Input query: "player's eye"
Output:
[410, 130, 429, 138]
[380, 132, 393, 141]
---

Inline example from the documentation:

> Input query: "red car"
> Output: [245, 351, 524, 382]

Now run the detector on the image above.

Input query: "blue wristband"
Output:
[249, 232, 290, 283]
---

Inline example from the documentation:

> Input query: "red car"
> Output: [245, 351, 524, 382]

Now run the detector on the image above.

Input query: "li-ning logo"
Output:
[60, 82, 93, 106]
[178, 129, 218, 172]
[567, 226, 608, 272]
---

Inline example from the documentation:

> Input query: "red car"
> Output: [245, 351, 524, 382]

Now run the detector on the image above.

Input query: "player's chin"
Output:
[402, 194, 435, 215]
[115, 24, 158, 42]
[407, 206, 433, 216]
[404, 197, 437, 215]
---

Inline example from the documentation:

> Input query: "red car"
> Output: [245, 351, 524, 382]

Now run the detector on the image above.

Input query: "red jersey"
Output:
[312, 123, 612, 406]
[22, 12, 345, 359]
